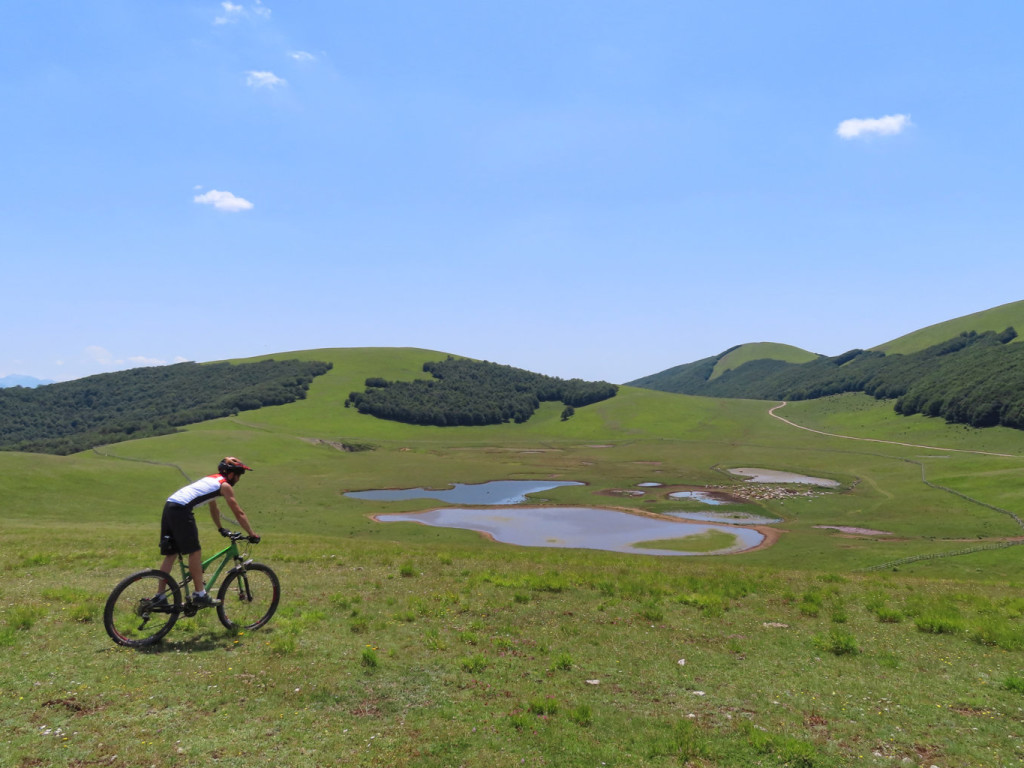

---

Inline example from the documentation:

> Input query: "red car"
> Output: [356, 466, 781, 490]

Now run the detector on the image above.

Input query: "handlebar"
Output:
[219, 528, 260, 544]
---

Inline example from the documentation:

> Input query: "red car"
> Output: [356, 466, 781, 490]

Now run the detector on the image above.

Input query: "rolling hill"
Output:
[874, 298, 1024, 355]
[6, 345, 1024, 766]
[628, 301, 1024, 431]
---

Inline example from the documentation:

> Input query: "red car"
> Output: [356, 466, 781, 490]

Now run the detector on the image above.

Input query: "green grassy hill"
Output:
[6, 346, 1024, 766]
[875, 299, 1024, 355]
[710, 342, 820, 379]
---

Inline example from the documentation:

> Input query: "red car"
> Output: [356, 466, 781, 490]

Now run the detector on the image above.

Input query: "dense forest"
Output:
[632, 329, 1024, 430]
[0, 359, 332, 454]
[346, 357, 618, 427]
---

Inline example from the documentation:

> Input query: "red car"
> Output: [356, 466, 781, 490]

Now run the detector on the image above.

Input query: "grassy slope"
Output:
[710, 341, 820, 379]
[5, 347, 1024, 766]
[875, 299, 1024, 355]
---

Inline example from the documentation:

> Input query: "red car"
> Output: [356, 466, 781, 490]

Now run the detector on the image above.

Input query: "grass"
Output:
[633, 529, 738, 553]
[7, 533, 1024, 766]
[4, 346, 1024, 765]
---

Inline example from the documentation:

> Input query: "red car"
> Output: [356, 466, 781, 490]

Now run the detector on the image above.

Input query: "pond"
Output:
[663, 510, 782, 525]
[668, 490, 730, 505]
[345, 480, 583, 506]
[375, 506, 765, 556]
[728, 468, 839, 487]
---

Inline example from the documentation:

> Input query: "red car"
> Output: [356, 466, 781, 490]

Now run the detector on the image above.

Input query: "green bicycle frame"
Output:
[176, 538, 245, 596]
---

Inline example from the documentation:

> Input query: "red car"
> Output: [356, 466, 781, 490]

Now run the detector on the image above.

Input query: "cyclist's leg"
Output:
[161, 502, 204, 592]
[188, 550, 205, 593]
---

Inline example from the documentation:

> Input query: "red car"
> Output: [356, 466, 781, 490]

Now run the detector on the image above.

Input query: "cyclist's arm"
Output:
[217, 484, 258, 538]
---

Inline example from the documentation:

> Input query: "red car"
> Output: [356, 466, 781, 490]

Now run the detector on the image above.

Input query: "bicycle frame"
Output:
[175, 537, 250, 600]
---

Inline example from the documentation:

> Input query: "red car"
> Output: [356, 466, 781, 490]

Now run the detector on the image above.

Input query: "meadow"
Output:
[3, 348, 1024, 767]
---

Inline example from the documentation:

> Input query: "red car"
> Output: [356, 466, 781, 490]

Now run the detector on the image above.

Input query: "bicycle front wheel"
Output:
[104, 569, 181, 647]
[216, 563, 280, 631]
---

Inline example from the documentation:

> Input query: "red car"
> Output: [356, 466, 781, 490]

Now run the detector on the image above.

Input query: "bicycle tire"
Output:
[103, 569, 182, 647]
[216, 563, 280, 631]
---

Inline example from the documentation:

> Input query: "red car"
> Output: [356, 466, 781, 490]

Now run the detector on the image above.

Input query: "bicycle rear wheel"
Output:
[104, 570, 181, 647]
[216, 563, 280, 631]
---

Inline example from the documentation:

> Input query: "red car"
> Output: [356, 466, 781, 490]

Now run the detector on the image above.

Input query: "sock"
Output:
[195, 590, 206, 597]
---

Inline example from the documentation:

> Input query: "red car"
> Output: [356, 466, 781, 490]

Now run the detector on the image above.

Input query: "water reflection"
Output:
[668, 490, 729, 505]
[346, 480, 583, 506]
[663, 510, 782, 525]
[375, 506, 764, 556]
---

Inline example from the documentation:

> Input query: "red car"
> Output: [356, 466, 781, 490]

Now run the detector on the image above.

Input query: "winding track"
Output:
[766, 402, 1024, 570]
[767, 402, 1016, 458]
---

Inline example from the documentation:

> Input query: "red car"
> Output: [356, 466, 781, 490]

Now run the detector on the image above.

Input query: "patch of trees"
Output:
[634, 329, 1024, 430]
[0, 359, 333, 455]
[345, 357, 618, 427]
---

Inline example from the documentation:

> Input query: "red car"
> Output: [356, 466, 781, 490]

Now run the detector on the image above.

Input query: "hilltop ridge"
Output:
[628, 301, 1024, 431]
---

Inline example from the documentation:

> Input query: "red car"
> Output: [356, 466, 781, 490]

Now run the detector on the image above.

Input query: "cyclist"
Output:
[154, 457, 260, 607]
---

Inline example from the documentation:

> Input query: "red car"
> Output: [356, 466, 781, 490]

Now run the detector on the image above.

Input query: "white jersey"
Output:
[167, 474, 227, 511]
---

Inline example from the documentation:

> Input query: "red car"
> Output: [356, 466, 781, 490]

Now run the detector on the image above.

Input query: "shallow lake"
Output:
[375, 506, 764, 556]
[345, 480, 583, 505]
[664, 510, 782, 525]
[668, 490, 729, 505]
[728, 468, 839, 487]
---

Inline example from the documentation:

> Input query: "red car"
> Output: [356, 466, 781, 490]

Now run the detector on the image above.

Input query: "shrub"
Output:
[640, 601, 664, 622]
[971, 619, 1024, 651]
[1004, 676, 1024, 694]
[528, 698, 558, 716]
[568, 704, 592, 727]
[915, 611, 965, 635]
[815, 628, 859, 656]
[460, 654, 488, 674]
[874, 605, 903, 623]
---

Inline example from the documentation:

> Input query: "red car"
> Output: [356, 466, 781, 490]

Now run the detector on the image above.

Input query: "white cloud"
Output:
[194, 189, 254, 212]
[837, 114, 912, 139]
[246, 70, 286, 88]
[289, 50, 315, 62]
[214, 2, 271, 24]
[85, 346, 114, 365]
[214, 1, 244, 24]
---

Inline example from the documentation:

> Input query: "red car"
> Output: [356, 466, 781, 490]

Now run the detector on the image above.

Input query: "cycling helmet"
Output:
[218, 457, 253, 475]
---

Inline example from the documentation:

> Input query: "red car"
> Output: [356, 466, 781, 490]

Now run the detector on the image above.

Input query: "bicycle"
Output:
[103, 531, 280, 647]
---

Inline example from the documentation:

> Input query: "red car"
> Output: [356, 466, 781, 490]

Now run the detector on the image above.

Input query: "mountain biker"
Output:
[154, 457, 260, 607]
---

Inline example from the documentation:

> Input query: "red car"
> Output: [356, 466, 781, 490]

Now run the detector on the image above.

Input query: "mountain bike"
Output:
[103, 531, 280, 648]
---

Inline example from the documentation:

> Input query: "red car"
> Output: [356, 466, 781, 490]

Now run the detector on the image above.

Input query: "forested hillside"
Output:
[631, 329, 1024, 430]
[0, 359, 332, 454]
[346, 357, 618, 426]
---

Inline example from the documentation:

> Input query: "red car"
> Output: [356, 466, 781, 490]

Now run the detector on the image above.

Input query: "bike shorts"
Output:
[160, 502, 201, 555]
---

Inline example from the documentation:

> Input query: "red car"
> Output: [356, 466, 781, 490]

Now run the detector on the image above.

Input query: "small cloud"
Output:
[246, 70, 286, 88]
[194, 189, 254, 212]
[85, 346, 115, 365]
[837, 113, 912, 139]
[214, 1, 244, 24]
[252, 0, 271, 18]
[289, 50, 315, 62]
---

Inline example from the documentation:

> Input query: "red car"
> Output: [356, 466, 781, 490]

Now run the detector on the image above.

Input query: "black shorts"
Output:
[160, 502, 201, 555]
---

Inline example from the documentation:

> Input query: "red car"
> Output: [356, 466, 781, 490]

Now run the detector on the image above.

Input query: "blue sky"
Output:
[3, 1, 1023, 384]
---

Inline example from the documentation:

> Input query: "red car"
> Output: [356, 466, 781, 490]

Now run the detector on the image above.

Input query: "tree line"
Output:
[0, 359, 333, 455]
[345, 357, 618, 427]
[637, 328, 1024, 430]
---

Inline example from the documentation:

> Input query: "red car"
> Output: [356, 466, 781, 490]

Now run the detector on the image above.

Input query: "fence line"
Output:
[857, 457, 1024, 571]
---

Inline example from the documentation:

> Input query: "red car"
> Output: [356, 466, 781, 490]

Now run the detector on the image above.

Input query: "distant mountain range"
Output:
[627, 300, 1024, 430]
[0, 375, 53, 388]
